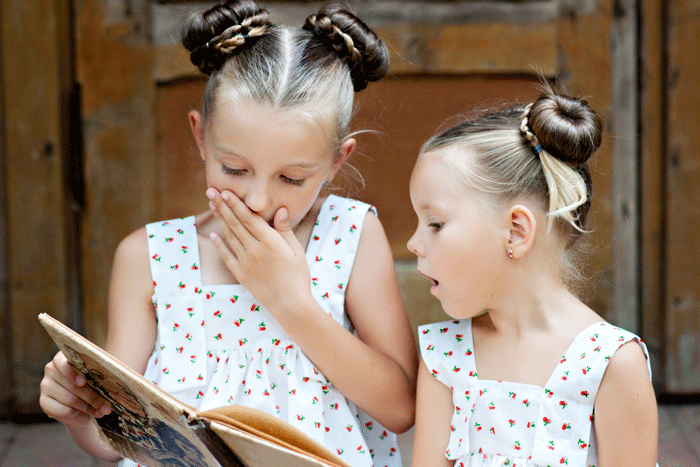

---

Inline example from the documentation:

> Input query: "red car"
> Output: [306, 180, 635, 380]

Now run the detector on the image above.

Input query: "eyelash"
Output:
[221, 165, 305, 187]
[428, 222, 444, 232]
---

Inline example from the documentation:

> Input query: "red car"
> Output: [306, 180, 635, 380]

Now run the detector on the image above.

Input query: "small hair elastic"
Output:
[532, 144, 544, 155]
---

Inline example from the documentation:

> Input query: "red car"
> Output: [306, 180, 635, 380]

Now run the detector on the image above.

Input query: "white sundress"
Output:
[419, 319, 654, 467]
[118, 195, 401, 467]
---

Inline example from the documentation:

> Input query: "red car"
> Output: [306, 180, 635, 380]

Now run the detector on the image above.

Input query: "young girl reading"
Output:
[40, 1, 417, 466]
[407, 86, 658, 467]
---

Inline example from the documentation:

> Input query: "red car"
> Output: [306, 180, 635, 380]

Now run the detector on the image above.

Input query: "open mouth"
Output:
[418, 270, 439, 289]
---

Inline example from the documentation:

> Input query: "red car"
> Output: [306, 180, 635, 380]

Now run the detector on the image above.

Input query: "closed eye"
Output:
[429, 222, 444, 232]
[280, 175, 305, 186]
[222, 165, 245, 176]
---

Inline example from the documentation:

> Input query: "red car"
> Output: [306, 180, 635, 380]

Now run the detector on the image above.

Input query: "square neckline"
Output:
[194, 194, 340, 291]
[464, 318, 606, 391]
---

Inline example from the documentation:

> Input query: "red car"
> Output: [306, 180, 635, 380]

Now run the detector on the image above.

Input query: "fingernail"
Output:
[206, 188, 216, 200]
[75, 375, 86, 385]
[279, 208, 288, 221]
[221, 191, 230, 201]
[209, 201, 216, 211]
[101, 405, 112, 416]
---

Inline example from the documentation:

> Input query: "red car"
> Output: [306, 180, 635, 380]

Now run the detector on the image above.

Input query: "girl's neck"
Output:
[475, 274, 589, 339]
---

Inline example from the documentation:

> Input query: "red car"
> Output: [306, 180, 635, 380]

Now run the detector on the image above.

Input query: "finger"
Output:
[41, 366, 111, 420]
[210, 231, 242, 279]
[209, 199, 246, 254]
[222, 190, 274, 243]
[273, 207, 300, 250]
[46, 355, 113, 415]
[40, 394, 93, 428]
[210, 190, 259, 249]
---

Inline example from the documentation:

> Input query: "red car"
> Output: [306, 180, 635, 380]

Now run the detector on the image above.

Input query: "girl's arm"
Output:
[594, 341, 658, 467]
[40, 228, 156, 461]
[411, 359, 454, 467]
[209, 192, 418, 433]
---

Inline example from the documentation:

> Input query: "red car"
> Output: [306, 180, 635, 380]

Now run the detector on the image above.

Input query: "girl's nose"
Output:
[242, 182, 269, 214]
[406, 229, 423, 257]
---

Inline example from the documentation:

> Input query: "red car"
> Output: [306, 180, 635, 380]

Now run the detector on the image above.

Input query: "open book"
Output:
[39, 313, 352, 467]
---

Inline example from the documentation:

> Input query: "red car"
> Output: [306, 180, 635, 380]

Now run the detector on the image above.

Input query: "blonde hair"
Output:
[421, 85, 603, 249]
[182, 0, 389, 155]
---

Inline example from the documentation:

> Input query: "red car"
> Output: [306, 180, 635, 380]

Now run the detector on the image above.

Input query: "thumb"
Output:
[274, 207, 299, 249]
[274, 207, 294, 238]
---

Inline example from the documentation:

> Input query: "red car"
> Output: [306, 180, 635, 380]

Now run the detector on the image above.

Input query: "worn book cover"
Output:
[38, 313, 351, 467]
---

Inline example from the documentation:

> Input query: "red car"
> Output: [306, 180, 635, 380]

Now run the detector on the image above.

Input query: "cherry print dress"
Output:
[419, 319, 655, 467]
[118, 195, 401, 467]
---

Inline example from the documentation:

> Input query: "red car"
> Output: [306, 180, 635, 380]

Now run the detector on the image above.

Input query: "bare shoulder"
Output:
[594, 339, 658, 466]
[113, 226, 150, 265]
[601, 339, 652, 388]
[357, 207, 385, 244]
[352, 209, 392, 277]
[107, 226, 157, 369]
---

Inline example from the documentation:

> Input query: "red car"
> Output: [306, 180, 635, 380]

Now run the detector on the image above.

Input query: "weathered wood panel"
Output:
[640, 0, 666, 388]
[0, 2, 13, 415]
[609, 0, 640, 334]
[1, 0, 73, 411]
[664, 0, 700, 393]
[151, 2, 559, 82]
[78, 0, 158, 345]
[556, 0, 615, 322]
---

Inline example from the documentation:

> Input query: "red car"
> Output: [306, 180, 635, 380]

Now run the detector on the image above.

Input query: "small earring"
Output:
[508, 249, 513, 259]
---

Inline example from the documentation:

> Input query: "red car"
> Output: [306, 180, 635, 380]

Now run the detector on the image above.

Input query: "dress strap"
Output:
[146, 216, 203, 299]
[418, 319, 477, 389]
[305, 195, 376, 327]
[418, 319, 476, 461]
[531, 322, 651, 466]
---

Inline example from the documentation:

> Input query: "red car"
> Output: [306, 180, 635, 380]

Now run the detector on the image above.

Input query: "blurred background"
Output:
[1, 0, 699, 465]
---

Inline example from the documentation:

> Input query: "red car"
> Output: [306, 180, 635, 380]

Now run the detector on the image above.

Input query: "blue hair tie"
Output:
[533, 144, 544, 155]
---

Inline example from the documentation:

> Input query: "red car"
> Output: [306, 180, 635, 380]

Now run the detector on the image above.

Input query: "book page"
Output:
[200, 405, 351, 467]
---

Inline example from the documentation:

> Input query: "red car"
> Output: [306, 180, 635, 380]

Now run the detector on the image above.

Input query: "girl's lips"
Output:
[417, 270, 439, 289]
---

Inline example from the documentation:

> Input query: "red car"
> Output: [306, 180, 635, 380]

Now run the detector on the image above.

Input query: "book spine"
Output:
[188, 417, 246, 467]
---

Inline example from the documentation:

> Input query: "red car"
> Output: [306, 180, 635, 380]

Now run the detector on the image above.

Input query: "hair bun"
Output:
[182, 0, 271, 75]
[303, 2, 389, 91]
[527, 90, 603, 165]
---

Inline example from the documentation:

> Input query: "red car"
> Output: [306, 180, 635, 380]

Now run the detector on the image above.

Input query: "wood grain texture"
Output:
[1, 0, 73, 408]
[151, 2, 558, 82]
[664, 0, 700, 393]
[0, 0, 12, 415]
[556, 0, 615, 322]
[640, 0, 666, 390]
[78, 0, 158, 346]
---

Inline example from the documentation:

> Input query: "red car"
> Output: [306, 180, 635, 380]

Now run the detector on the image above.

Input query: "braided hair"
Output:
[181, 0, 390, 152]
[420, 84, 603, 246]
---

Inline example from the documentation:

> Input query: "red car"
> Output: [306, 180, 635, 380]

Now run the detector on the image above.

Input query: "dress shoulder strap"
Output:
[305, 195, 376, 302]
[145, 216, 202, 298]
[418, 319, 477, 390]
[531, 322, 651, 466]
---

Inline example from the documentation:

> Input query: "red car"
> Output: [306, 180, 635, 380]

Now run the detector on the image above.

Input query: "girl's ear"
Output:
[189, 110, 206, 161]
[504, 204, 536, 260]
[326, 138, 356, 183]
